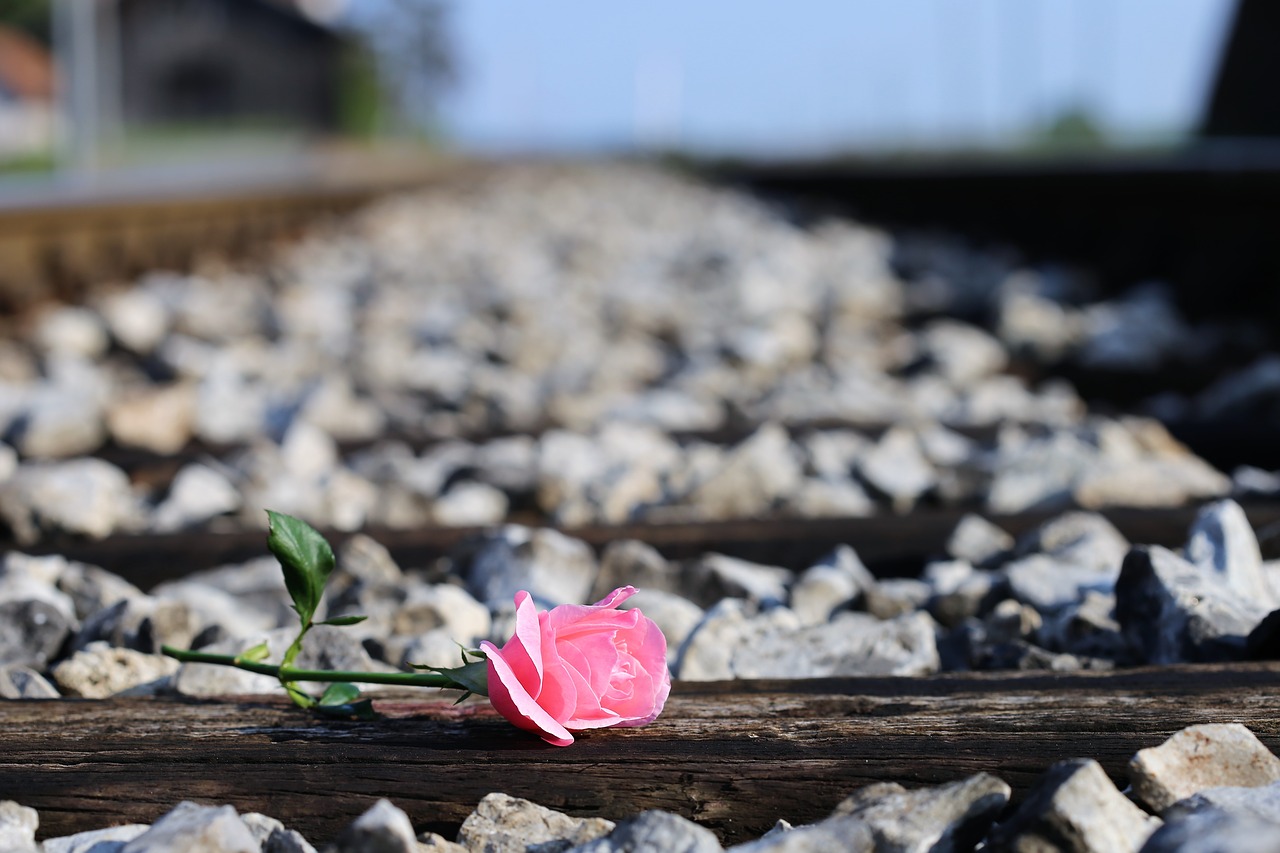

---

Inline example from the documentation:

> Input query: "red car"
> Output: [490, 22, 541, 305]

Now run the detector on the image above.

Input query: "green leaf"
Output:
[266, 510, 336, 626]
[319, 682, 362, 706]
[236, 642, 270, 664]
[314, 698, 376, 721]
[319, 615, 368, 627]
[410, 658, 490, 697]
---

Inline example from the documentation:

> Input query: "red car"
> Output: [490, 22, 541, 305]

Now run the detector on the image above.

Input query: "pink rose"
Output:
[479, 586, 671, 746]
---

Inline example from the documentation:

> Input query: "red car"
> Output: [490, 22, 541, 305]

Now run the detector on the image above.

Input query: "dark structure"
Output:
[116, 0, 344, 132]
[1201, 0, 1280, 138]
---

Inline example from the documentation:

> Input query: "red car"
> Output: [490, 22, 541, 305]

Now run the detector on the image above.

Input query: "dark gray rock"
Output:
[987, 758, 1162, 852]
[324, 799, 416, 853]
[1038, 592, 1135, 663]
[726, 814, 874, 852]
[689, 554, 793, 609]
[828, 773, 1010, 852]
[570, 810, 723, 853]
[1116, 546, 1270, 664]
[0, 663, 59, 698]
[1130, 724, 1280, 814]
[0, 599, 73, 669]
[455, 526, 598, 609]
[591, 539, 681, 602]
[55, 558, 145, 621]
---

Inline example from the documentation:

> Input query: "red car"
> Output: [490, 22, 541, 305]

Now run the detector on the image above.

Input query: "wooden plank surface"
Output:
[4, 663, 1280, 845]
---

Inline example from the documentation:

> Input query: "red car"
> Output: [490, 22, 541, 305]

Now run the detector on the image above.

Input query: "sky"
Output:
[434, 0, 1235, 156]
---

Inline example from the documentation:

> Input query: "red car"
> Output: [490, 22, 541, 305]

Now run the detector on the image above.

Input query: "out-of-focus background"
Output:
[0, 0, 1245, 171]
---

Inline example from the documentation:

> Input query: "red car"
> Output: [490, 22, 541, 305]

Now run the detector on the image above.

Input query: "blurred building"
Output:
[0, 25, 56, 159]
[113, 0, 345, 131]
[49, 0, 350, 166]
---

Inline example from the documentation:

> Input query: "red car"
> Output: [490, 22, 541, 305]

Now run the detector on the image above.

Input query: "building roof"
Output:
[0, 25, 55, 103]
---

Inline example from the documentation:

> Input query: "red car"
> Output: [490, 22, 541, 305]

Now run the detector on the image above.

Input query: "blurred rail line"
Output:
[0, 146, 466, 315]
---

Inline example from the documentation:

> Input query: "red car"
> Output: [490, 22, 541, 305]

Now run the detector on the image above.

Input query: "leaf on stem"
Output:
[236, 642, 270, 664]
[267, 510, 336, 626]
[319, 682, 362, 707]
[319, 615, 368, 627]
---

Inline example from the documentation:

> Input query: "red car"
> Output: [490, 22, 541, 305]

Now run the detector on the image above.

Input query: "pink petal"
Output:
[480, 640, 574, 747]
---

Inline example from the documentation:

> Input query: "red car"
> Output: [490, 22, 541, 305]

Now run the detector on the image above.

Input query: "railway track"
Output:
[4, 156, 1280, 848]
[0, 145, 462, 315]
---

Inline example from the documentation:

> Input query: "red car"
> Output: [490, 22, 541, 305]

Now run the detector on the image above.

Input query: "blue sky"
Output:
[435, 0, 1234, 155]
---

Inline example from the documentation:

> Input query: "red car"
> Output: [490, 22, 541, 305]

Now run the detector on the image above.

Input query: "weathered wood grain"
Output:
[3, 664, 1280, 845]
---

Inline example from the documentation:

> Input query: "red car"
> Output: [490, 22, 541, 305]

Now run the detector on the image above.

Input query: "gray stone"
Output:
[325, 799, 417, 853]
[265, 827, 318, 853]
[35, 306, 110, 359]
[1074, 458, 1230, 511]
[726, 815, 873, 852]
[41, 823, 150, 853]
[0, 459, 137, 545]
[415, 832, 466, 852]
[1038, 592, 1134, 662]
[98, 286, 169, 354]
[456, 526, 598, 610]
[918, 319, 1008, 386]
[51, 643, 179, 698]
[431, 482, 508, 527]
[986, 430, 1096, 515]
[863, 578, 932, 621]
[151, 464, 242, 532]
[0, 553, 78, 620]
[1002, 555, 1118, 614]
[923, 560, 995, 629]
[55, 558, 145, 621]
[676, 600, 800, 681]
[335, 534, 403, 590]
[987, 758, 1162, 852]
[119, 802, 257, 853]
[73, 594, 202, 655]
[721, 607, 942, 676]
[1164, 781, 1280, 824]
[1184, 500, 1275, 612]
[1016, 512, 1129, 571]
[0, 800, 38, 853]
[689, 554, 792, 608]
[457, 793, 614, 853]
[0, 600, 73, 669]
[802, 430, 871, 481]
[0, 664, 59, 698]
[105, 384, 196, 455]
[790, 546, 876, 626]
[1116, 546, 1270, 664]
[685, 424, 803, 519]
[12, 387, 106, 459]
[783, 476, 876, 518]
[591, 540, 681, 602]
[1140, 808, 1280, 853]
[391, 584, 491, 644]
[570, 810, 722, 853]
[1130, 724, 1280, 814]
[472, 435, 539, 494]
[946, 514, 1014, 566]
[856, 427, 935, 512]
[828, 772, 1010, 852]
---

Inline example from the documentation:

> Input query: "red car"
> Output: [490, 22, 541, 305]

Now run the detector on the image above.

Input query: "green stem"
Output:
[161, 645, 454, 689]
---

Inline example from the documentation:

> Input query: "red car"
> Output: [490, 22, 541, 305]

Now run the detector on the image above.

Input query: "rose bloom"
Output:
[480, 586, 671, 746]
